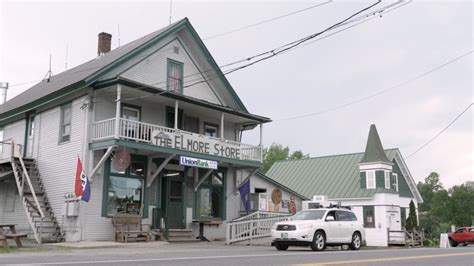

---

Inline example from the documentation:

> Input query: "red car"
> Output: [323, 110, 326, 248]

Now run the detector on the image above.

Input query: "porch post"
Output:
[220, 112, 224, 140]
[174, 100, 179, 130]
[114, 84, 122, 139]
[259, 123, 263, 146]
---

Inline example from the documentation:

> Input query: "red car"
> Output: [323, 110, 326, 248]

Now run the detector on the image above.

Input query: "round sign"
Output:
[271, 188, 282, 205]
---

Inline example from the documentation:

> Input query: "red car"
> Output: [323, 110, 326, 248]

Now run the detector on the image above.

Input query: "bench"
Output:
[5, 233, 28, 248]
[112, 213, 149, 243]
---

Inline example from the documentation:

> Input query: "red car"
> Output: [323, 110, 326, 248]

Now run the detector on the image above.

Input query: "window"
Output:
[27, 115, 35, 137]
[385, 171, 391, 189]
[60, 104, 72, 143]
[103, 155, 148, 217]
[167, 59, 183, 93]
[401, 207, 406, 228]
[336, 211, 355, 221]
[204, 123, 218, 138]
[363, 206, 375, 228]
[392, 173, 398, 191]
[367, 171, 376, 189]
[122, 106, 140, 121]
[195, 171, 224, 219]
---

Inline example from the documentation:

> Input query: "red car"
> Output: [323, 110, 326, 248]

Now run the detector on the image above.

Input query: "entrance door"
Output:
[162, 172, 185, 229]
[25, 114, 35, 157]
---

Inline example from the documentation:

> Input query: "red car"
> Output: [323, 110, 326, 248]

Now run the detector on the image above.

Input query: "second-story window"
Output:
[60, 104, 72, 143]
[167, 59, 183, 93]
[204, 123, 218, 138]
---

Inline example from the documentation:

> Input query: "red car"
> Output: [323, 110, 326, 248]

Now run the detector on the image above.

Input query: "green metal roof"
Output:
[360, 124, 391, 164]
[266, 149, 399, 200]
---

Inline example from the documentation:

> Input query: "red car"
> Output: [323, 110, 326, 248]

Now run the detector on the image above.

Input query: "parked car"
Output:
[448, 227, 474, 247]
[271, 207, 366, 251]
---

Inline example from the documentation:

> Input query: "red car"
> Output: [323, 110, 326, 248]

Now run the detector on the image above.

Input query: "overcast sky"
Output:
[1, 0, 472, 188]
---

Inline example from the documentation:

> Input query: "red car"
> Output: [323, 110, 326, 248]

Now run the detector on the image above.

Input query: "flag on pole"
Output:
[239, 178, 251, 214]
[74, 157, 91, 202]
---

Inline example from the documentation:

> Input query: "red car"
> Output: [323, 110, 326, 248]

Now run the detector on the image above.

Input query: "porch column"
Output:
[114, 84, 122, 139]
[259, 123, 263, 146]
[174, 100, 179, 130]
[220, 112, 224, 140]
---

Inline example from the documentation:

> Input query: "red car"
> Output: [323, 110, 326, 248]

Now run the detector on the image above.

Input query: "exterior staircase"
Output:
[10, 156, 63, 243]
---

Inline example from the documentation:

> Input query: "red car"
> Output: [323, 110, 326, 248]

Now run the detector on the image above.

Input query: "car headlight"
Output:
[297, 224, 314, 230]
[272, 224, 277, 230]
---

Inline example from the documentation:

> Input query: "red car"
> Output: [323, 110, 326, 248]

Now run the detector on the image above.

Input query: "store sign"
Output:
[151, 131, 241, 159]
[179, 156, 218, 170]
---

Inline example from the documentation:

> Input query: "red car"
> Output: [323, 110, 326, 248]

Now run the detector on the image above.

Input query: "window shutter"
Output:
[360, 172, 366, 189]
[376, 170, 385, 188]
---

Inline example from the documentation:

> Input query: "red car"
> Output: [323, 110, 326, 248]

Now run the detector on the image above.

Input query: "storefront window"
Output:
[103, 154, 148, 217]
[107, 176, 143, 216]
[195, 171, 224, 219]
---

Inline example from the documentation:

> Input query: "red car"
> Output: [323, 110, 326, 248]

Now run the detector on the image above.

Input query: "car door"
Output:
[325, 210, 343, 243]
[336, 210, 353, 243]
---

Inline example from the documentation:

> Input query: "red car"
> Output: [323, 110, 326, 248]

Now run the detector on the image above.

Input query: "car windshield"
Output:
[291, 210, 326, 220]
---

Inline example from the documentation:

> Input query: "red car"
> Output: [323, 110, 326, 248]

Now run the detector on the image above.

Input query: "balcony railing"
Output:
[92, 118, 262, 162]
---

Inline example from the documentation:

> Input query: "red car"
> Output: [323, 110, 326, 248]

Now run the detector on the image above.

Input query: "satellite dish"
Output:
[112, 148, 131, 172]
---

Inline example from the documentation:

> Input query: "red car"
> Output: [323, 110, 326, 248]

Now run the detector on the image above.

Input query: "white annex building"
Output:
[265, 125, 423, 246]
[0, 18, 301, 243]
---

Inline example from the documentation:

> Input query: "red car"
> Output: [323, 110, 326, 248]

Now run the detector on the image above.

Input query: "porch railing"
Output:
[92, 118, 262, 162]
[226, 212, 291, 244]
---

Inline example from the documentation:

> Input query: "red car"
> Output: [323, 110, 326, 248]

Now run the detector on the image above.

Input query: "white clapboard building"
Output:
[0, 18, 276, 243]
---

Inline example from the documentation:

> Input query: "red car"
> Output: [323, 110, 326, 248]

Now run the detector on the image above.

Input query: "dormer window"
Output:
[167, 59, 183, 93]
[367, 171, 375, 189]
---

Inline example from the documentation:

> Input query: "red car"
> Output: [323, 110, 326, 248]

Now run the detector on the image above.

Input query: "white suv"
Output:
[271, 208, 366, 251]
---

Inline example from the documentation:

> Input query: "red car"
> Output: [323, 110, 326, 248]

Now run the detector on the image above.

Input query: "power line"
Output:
[405, 103, 473, 159]
[203, 0, 333, 40]
[275, 50, 473, 121]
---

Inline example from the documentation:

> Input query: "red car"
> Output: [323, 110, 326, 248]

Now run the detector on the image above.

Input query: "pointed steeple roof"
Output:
[360, 124, 391, 164]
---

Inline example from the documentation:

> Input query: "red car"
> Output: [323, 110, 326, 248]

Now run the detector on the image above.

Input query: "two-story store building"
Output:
[0, 18, 272, 242]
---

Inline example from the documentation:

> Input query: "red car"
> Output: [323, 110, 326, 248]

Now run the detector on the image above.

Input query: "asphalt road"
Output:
[1, 243, 473, 266]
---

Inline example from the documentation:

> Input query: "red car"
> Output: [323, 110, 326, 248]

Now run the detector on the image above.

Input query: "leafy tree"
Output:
[406, 199, 418, 230]
[449, 185, 474, 226]
[260, 143, 309, 173]
[417, 172, 443, 212]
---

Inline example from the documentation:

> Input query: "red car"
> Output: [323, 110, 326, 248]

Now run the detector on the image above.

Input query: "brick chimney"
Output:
[97, 32, 112, 56]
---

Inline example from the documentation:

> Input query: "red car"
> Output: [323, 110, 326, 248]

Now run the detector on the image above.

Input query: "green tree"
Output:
[406, 200, 418, 230]
[417, 172, 443, 212]
[260, 143, 309, 173]
[449, 185, 474, 226]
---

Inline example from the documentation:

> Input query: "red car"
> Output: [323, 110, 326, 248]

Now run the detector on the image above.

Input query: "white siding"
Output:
[121, 39, 221, 105]
[1, 120, 26, 159]
[33, 96, 87, 240]
[0, 181, 31, 233]
[251, 174, 303, 213]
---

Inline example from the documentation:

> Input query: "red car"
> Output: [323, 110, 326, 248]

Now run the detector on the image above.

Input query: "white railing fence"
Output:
[92, 118, 263, 162]
[226, 213, 291, 244]
[232, 211, 291, 222]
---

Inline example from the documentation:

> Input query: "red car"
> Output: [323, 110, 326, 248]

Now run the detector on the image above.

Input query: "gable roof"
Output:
[360, 124, 391, 164]
[266, 148, 422, 202]
[255, 172, 309, 200]
[1, 18, 260, 123]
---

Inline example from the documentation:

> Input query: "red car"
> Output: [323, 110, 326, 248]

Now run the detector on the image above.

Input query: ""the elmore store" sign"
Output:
[152, 131, 241, 159]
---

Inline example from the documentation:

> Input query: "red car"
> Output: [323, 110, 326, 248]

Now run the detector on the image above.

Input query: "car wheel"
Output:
[275, 242, 289, 251]
[350, 232, 361, 250]
[310, 231, 326, 251]
[449, 239, 458, 247]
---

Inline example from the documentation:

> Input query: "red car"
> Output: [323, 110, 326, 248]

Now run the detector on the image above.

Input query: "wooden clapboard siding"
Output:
[1, 120, 25, 158]
[121, 39, 221, 105]
[0, 182, 31, 233]
[34, 96, 87, 236]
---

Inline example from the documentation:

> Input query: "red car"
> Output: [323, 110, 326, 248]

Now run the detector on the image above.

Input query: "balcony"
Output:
[92, 118, 262, 163]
